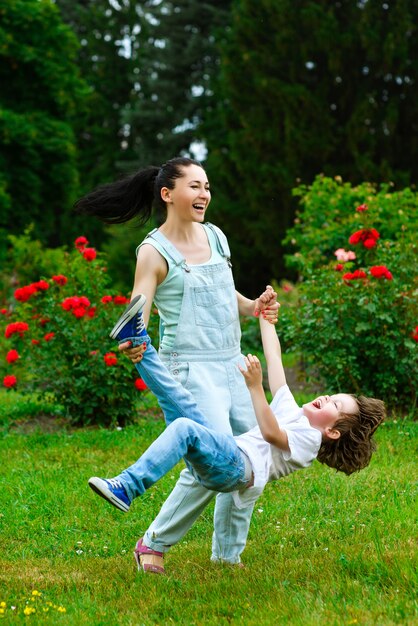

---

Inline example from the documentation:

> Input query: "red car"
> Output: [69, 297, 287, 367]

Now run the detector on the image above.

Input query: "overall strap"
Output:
[204, 223, 232, 266]
[137, 228, 185, 267]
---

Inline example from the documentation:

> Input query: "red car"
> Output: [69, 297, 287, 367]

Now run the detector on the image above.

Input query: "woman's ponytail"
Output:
[74, 166, 159, 225]
[75, 157, 203, 225]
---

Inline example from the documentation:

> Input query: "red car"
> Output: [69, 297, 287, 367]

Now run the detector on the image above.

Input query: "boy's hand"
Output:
[118, 341, 147, 364]
[239, 354, 263, 389]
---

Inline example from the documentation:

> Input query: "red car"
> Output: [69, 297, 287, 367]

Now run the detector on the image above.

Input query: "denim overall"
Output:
[140, 224, 257, 563]
[117, 336, 252, 498]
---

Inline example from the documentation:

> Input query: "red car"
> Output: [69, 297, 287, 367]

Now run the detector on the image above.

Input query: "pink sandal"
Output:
[133, 538, 165, 575]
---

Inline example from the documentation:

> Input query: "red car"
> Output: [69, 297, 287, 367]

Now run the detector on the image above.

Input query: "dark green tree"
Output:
[55, 0, 148, 191]
[204, 0, 418, 293]
[56, 1, 232, 294]
[0, 0, 89, 246]
[123, 0, 232, 168]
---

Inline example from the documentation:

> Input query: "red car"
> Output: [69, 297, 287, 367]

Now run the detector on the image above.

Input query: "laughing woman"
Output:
[75, 157, 278, 574]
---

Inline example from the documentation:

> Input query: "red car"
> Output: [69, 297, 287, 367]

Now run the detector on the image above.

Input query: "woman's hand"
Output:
[118, 341, 147, 364]
[254, 285, 280, 324]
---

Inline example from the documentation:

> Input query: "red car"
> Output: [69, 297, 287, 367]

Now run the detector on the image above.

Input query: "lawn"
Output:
[0, 392, 416, 625]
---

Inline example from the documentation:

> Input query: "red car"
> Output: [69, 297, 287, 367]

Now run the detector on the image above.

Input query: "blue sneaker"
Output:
[88, 477, 131, 512]
[109, 294, 147, 341]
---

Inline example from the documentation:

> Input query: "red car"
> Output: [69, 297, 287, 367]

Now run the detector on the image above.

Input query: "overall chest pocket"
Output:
[192, 283, 238, 329]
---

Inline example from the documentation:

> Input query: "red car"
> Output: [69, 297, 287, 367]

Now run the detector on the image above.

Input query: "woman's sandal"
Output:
[133, 538, 165, 575]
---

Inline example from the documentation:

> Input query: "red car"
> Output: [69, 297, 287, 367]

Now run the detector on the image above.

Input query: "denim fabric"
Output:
[132, 228, 257, 563]
[118, 417, 248, 499]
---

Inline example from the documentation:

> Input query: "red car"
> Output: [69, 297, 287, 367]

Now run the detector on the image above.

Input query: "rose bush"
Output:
[1, 235, 152, 426]
[281, 177, 417, 413]
[284, 175, 418, 274]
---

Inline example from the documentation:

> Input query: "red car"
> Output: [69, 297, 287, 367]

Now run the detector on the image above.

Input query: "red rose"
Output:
[412, 327, 418, 342]
[5, 322, 29, 338]
[134, 378, 148, 391]
[104, 352, 118, 366]
[31, 339, 40, 345]
[14, 285, 37, 302]
[1, 308, 8, 315]
[44, 332, 55, 341]
[348, 230, 363, 245]
[79, 296, 91, 308]
[370, 265, 393, 280]
[6, 349, 19, 363]
[101, 295, 113, 304]
[3, 374, 17, 388]
[82, 247, 97, 262]
[86, 307, 96, 318]
[335, 264, 344, 272]
[363, 238, 377, 249]
[52, 275, 68, 285]
[113, 295, 130, 305]
[72, 307, 87, 318]
[348, 228, 380, 248]
[33, 280, 49, 291]
[343, 270, 367, 281]
[61, 296, 90, 311]
[356, 203, 368, 212]
[61, 297, 74, 311]
[75, 236, 89, 250]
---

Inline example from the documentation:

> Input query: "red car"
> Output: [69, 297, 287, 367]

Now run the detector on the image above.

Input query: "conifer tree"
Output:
[204, 0, 418, 292]
[0, 0, 89, 246]
[56, 0, 146, 189]
[123, 0, 231, 167]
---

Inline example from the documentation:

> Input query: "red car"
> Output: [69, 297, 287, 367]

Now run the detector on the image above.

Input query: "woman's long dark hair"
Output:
[74, 157, 202, 225]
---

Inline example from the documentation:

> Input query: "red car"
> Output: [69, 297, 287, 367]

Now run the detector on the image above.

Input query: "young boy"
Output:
[89, 295, 385, 568]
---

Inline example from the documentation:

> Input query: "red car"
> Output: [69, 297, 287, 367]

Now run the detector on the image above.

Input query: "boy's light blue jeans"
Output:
[114, 336, 250, 500]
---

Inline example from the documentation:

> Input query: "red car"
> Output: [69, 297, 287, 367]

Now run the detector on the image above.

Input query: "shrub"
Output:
[1, 235, 151, 426]
[284, 175, 418, 274]
[281, 178, 418, 413]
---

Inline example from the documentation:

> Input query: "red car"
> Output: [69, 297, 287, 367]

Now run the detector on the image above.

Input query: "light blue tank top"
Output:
[137, 224, 227, 350]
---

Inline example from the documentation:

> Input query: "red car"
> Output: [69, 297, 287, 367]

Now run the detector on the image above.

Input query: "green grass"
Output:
[0, 407, 416, 625]
[0, 390, 64, 429]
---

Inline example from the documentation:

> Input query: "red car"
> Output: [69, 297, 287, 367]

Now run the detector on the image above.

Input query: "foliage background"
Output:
[1, 0, 417, 294]
[0, 0, 89, 248]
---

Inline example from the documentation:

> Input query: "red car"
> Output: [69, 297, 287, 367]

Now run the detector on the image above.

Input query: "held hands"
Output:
[239, 354, 263, 390]
[254, 285, 280, 324]
[118, 341, 147, 363]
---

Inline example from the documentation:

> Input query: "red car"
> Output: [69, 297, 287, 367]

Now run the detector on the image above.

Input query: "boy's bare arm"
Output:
[239, 355, 289, 452]
[259, 316, 286, 396]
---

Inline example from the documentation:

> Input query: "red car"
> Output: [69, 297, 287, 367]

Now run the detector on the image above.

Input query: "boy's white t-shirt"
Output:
[233, 385, 322, 509]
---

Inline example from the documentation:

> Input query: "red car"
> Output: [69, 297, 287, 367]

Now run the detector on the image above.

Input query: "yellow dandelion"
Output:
[57, 606, 67, 613]
[0, 602, 5, 608]
[23, 606, 36, 615]
[31, 590, 41, 597]
[0, 608, 4, 614]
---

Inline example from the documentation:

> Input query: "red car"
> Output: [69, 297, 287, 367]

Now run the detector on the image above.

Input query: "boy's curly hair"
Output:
[317, 395, 386, 475]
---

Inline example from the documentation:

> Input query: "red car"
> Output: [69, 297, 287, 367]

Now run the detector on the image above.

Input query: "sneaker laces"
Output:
[107, 478, 124, 489]
[135, 313, 146, 334]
